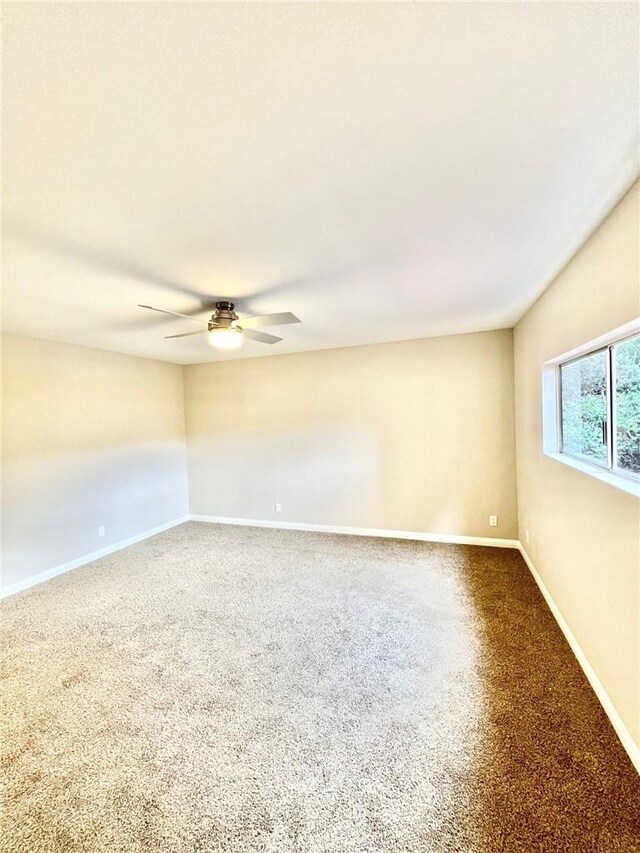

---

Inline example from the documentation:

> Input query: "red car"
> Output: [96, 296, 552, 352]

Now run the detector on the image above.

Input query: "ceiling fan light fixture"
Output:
[140, 300, 298, 348]
[208, 326, 243, 350]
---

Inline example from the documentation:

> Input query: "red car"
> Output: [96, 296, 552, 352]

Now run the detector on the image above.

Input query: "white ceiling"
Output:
[3, 2, 638, 364]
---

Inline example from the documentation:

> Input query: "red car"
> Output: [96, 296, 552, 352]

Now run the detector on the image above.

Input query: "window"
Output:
[542, 320, 640, 497]
[613, 335, 640, 475]
[560, 349, 608, 467]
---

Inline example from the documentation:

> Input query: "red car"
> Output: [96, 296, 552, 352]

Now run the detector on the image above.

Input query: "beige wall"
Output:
[514, 181, 640, 751]
[1, 335, 189, 589]
[184, 329, 517, 540]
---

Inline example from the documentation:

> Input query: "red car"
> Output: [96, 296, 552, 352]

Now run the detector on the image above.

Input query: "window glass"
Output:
[560, 350, 608, 465]
[613, 335, 640, 475]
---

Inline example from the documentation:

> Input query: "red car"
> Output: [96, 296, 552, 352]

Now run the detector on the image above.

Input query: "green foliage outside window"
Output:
[560, 335, 640, 475]
[561, 337, 640, 474]
[615, 336, 640, 474]
[561, 351, 607, 464]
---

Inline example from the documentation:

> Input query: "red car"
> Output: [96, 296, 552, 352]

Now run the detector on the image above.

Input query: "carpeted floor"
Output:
[1, 522, 639, 852]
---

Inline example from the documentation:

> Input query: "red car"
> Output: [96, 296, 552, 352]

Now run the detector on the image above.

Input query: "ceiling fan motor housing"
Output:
[210, 300, 240, 330]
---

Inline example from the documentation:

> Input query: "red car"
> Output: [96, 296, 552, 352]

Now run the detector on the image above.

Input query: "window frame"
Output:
[542, 319, 640, 498]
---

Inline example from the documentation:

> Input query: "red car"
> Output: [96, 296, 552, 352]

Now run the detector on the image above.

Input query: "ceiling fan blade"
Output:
[164, 329, 209, 339]
[138, 304, 208, 324]
[240, 312, 300, 329]
[242, 328, 283, 345]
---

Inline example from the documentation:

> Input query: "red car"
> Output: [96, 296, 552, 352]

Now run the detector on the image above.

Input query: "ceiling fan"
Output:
[138, 301, 300, 350]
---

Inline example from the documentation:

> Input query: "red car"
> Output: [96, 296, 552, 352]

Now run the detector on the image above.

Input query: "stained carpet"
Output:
[1, 522, 639, 852]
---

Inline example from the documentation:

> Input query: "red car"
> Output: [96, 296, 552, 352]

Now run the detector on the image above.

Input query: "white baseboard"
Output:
[518, 543, 640, 775]
[0, 516, 191, 600]
[0, 514, 517, 599]
[189, 514, 520, 549]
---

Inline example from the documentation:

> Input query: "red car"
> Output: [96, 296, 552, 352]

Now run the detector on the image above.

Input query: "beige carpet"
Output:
[2, 522, 639, 852]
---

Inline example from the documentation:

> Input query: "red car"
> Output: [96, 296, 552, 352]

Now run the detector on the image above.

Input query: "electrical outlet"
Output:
[489, 515, 498, 528]
[525, 529, 530, 544]
[98, 526, 106, 537]
[275, 502, 282, 513]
